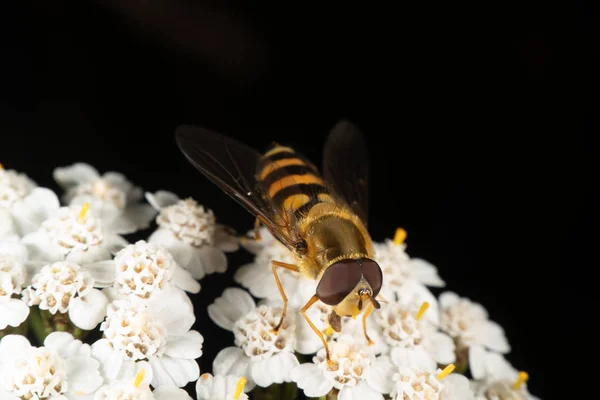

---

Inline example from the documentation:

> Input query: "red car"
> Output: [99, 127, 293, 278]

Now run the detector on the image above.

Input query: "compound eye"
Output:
[361, 258, 383, 297]
[316, 259, 362, 305]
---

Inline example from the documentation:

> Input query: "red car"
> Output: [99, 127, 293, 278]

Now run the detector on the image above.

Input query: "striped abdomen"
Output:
[256, 145, 334, 218]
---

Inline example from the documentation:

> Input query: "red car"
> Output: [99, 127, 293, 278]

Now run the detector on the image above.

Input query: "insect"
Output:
[175, 120, 383, 364]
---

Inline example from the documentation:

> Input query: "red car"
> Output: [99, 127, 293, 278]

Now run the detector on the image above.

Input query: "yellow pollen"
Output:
[134, 369, 145, 388]
[325, 325, 334, 336]
[393, 228, 407, 245]
[512, 371, 529, 389]
[233, 376, 247, 400]
[78, 202, 90, 223]
[436, 364, 455, 380]
[415, 301, 429, 321]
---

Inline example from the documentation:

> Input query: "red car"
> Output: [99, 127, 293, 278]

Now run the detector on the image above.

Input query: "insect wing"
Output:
[322, 119, 370, 224]
[175, 125, 300, 250]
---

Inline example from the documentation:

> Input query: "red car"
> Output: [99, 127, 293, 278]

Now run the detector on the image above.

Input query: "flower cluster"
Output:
[0, 162, 541, 400]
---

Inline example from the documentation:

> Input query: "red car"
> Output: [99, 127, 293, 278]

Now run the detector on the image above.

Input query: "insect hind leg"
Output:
[270, 260, 300, 333]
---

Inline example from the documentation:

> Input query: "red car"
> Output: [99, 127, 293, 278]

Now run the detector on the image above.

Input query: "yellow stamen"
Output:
[325, 325, 334, 336]
[233, 376, 247, 400]
[0, 163, 3, 170]
[201, 373, 211, 380]
[393, 228, 407, 245]
[436, 364, 455, 380]
[78, 202, 90, 223]
[512, 371, 529, 390]
[134, 369, 145, 388]
[415, 301, 429, 321]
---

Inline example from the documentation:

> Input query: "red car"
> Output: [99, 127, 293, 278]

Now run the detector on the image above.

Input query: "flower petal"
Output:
[150, 286, 195, 335]
[21, 230, 64, 263]
[439, 291, 460, 309]
[0, 299, 29, 329]
[11, 188, 60, 235]
[338, 380, 384, 400]
[83, 260, 116, 287]
[212, 347, 254, 390]
[0, 389, 19, 400]
[0, 334, 31, 360]
[468, 343, 487, 380]
[165, 330, 204, 360]
[482, 352, 517, 381]
[69, 289, 109, 330]
[290, 363, 333, 398]
[0, 208, 16, 238]
[170, 265, 201, 294]
[91, 339, 132, 381]
[145, 191, 180, 210]
[153, 385, 194, 400]
[214, 225, 240, 252]
[364, 355, 395, 394]
[251, 352, 298, 387]
[123, 204, 156, 230]
[480, 320, 510, 353]
[65, 355, 103, 394]
[208, 288, 256, 331]
[53, 163, 99, 188]
[148, 229, 194, 268]
[195, 246, 227, 277]
[150, 355, 199, 388]
[424, 332, 456, 365]
[440, 374, 475, 400]
[45, 332, 90, 358]
[409, 258, 445, 287]
[390, 347, 436, 371]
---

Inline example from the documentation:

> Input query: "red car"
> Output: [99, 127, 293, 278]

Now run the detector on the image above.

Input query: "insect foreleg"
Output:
[270, 260, 300, 333]
[362, 301, 375, 346]
[301, 295, 334, 367]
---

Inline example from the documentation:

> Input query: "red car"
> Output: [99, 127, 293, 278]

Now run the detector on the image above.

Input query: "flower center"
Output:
[374, 303, 424, 347]
[315, 340, 371, 387]
[6, 347, 68, 399]
[0, 255, 26, 301]
[0, 167, 34, 208]
[156, 198, 216, 247]
[440, 298, 486, 343]
[42, 203, 104, 255]
[73, 179, 128, 209]
[113, 241, 175, 298]
[232, 305, 295, 360]
[94, 382, 153, 400]
[23, 261, 92, 314]
[100, 300, 167, 361]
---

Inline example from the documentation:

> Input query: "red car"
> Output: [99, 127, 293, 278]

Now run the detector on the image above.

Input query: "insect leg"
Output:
[253, 217, 262, 241]
[271, 260, 300, 332]
[362, 302, 375, 346]
[301, 295, 334, 367]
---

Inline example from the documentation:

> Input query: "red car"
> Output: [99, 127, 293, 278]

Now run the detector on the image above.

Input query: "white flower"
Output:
[91, 285, 202, 388]
[371, 299, 456, 365]
[438, 292, 510, 379]
[367, 346, 474, 399]
[208, 288, 299, 391]
[471, 353, 540, 400]
[0, 332, 103, 399]
[235, 236, 315, 309]
[94, 361, 192, 400]
[87, 240, 200, 298]
[373, 230, 444, 304]
[0, 166, 59, 238]
[21, 202, 128, 270]
[0, 238, 30, 329]
[291, 334, 384, 399]
[146, 191, 239, 280]
[53, 163, 157, 235]
[22, 261, 108, 330]
[195, 373, 249, 400]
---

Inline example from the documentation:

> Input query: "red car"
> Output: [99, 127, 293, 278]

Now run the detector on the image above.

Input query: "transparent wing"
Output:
[322, 119, 370, 224]
[175, 124, 301, 250]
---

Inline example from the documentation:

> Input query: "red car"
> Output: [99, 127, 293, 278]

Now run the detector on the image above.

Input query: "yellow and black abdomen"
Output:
[256, 145, 334, 218]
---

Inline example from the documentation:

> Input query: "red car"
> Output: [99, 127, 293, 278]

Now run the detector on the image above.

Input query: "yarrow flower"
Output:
[94, 361, 193, 400]
[0, 332, 103, 399]
[438, 291, 510, 379]
[90, 240, 200, 298]
[22, 261, 108, 330]
[471, 353, 539, 400]
[0, 238, 30, 330]
[146, 191, 239, 280]
[91, 285, 202, 388]
[195, 373, 249, 400]
[390, 365, 475, 400]
[53, 163, 157, 235]
[0, 164, 60, 239]
[21, 201, 128, 268]
[208, 288, 299, 391]
[291, 334, 384, 399]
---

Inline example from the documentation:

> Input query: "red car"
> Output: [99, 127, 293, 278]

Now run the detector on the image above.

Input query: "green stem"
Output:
[28, 306, 50, 345]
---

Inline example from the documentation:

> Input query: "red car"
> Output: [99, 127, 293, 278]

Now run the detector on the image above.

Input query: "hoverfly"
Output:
[175, 120, 383, 364]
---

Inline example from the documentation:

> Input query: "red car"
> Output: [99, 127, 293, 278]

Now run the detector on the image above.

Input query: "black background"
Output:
[0, 1, 579, 399]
